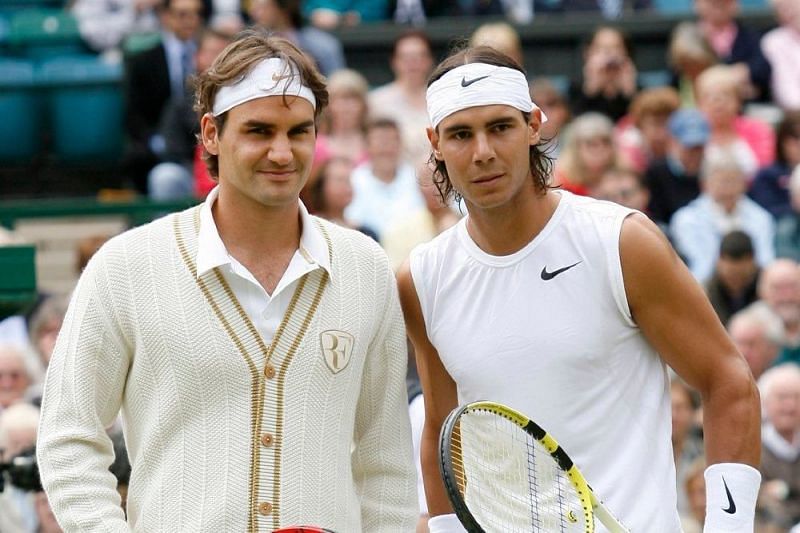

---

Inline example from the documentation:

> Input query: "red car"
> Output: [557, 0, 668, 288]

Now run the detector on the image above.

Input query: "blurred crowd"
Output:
[2, 0, 800, 531]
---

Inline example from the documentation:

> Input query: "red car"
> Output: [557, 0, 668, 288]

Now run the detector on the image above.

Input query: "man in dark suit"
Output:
[123, 0, 204, 193]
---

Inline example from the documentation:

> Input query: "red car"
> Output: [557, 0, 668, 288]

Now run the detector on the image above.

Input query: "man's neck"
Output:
[372, 162, 398, 184]
[465, 187, 560, 256]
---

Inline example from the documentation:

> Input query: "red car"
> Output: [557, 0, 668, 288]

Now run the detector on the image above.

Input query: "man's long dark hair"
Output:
[426, 45, 554, 204]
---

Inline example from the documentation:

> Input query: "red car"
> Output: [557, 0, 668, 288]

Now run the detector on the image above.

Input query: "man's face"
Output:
[764, 374, 800, 437]
[729, 320, 777, 379]
[366, 126, 402, 168]
[717, 255, 757, 294]
[703, 168, 746, 212]
[639, 115, 671, 159]
[428, 104, 540, 212]
[391, 36, 433, 87]
[672, 142, 705, 175]
[164, 0, 203, 42]
[201, 95, 316, 212]
[196, 34, 230, 74]
[0, 351, 29, 409]
[761, 263, 800, 326]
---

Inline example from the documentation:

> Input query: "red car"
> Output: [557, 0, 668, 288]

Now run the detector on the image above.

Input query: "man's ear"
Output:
[528, 108, 542, 147]
[427, 126, 442, 160]
[200, 113, 220, 156]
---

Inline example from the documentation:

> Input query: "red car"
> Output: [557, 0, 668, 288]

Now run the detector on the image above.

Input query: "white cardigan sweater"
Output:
[37, 206, 418, 532]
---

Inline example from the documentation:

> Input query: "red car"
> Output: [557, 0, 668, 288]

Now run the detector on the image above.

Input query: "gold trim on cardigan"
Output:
[173, 208, 331, 532]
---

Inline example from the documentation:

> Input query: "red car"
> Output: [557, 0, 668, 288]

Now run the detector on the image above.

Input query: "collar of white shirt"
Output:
[195, 186, 331, 281]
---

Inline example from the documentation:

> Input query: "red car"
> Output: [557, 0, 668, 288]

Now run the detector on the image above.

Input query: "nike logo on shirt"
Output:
[722, 477, 737, 514]
[461, 75, 489, 87]
[540, 261, 582, 280]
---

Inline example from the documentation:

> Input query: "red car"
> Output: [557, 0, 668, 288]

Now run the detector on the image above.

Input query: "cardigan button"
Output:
[264, 365, 276, 379]
[260, 433, 274, 447]
[258, 501, 272, 516]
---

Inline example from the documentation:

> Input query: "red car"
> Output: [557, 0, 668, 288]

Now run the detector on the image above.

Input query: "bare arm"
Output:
[620, 213, 760, 466]
[397, 261, 459, 517]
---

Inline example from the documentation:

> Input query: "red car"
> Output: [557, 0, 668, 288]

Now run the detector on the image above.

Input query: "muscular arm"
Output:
[620, 213, 760, 466]
[397, 261, 459, 517]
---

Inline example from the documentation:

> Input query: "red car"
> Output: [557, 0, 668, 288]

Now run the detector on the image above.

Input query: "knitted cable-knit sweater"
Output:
[37, 206, 418, 532]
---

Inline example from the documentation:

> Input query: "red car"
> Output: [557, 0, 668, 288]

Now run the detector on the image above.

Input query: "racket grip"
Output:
[428, 514, 467, 533]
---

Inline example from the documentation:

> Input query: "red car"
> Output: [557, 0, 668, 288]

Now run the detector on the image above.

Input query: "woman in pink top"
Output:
[696, 64, 775, 180]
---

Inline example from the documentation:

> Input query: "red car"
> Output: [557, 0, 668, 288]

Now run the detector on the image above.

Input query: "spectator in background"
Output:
[761, 0, 800, 112]
[758, 364, 800, 530]
[748, 259, 800, 367]
[369, 30, 434, 167]
[123, 0, 205, 194]
[617, 86, 681, 174]
[469, 21, 524, 68]
[671, 377, 703, 521]
[568, 26, 638, 122]
[595, 165, 651, 214]
[345, 118, 425, 240]
[644, 108, 708, 225]
[535, 0, 650, 19]
[148, 28, 232, 200]
[751, 111, 800, 220]
[704, 230, 760, 325]
[303, 0, 388, 29]
[0, 345, 33, 414]
[728, 308, 780, 380]
[553, 112, 618, 196]
[778, 167, 800, 266]
[529, 77, 571, 158]
[315, 69, 370, 167]
[696, 64, 776, 181]
[694, 0, 772, 102]
[76, 235, 113, 274]
[25, 294, 70, 405]
[72, 0, 161, 56]
[671, 146, 774, 282]
[681, 458, 707, 533]
[668, 21, 718, 108]
[247, 0, 345, 76]
[381, 163, 460, 271]
[0, 403, 40, 533]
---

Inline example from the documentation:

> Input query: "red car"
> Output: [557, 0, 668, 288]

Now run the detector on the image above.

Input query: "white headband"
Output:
[212, 57, 316, 116]
[426, 63, 547, 129]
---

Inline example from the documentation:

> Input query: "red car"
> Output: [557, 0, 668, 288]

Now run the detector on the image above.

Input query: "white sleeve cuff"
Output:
[703, 462, 761, 533]
[428, 513, 468, 533]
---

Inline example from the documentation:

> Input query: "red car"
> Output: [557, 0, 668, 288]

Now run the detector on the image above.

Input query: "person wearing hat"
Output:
[36, 30, 418, 532]
[643, 108, 711, 225]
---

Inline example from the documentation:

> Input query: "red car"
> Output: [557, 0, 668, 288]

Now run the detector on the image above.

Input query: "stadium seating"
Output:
[0, 58, 41, 161]
[7, 8, 83, 59]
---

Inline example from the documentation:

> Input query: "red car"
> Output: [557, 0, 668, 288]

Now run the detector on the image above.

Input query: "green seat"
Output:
[39, 55, 124, 161]
[0, 58, 42, 161]
[0, 245, 37, 321]
[8, 8, 83, 58]
[123, 31, 161, 55]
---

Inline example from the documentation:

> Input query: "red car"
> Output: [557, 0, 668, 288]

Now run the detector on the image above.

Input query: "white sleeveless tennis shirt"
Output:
[410, 191, 682, 532]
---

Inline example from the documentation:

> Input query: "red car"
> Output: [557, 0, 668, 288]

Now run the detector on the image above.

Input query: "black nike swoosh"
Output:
[461, 75, 489, 87]
[722, 477, 737, 514]
[540, 261, 582, 281]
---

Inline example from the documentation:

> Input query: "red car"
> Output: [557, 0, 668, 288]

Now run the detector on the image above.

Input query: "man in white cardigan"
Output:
[37, 30, 418, 532]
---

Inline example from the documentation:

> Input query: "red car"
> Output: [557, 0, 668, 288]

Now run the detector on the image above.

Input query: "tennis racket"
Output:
[439, 401, 630, 533]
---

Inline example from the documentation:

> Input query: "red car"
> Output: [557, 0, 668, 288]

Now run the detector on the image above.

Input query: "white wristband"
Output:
[428, 513, 468, 533]
[703, 462, 761, 533]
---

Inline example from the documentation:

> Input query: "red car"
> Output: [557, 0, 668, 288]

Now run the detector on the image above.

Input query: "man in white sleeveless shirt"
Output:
[37, 31, 417, 532]
[397, 45, 761, 532]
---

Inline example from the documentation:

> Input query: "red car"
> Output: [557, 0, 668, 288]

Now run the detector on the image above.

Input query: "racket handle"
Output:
[428, 514, 467, 533]
[593, 502, 630, 533]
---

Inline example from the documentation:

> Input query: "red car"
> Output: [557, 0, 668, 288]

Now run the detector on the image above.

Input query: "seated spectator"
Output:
[758, 364, 800, 529]
[72, 0, 161, 56]
[530, 77, 571, 158]
[705, 230, 760, 325]
[315, 69, 370, 168]
[568, 26, 638, 122]
[595, 165, 653, 217]
[0, 403, 40, 533]
[25, 295, 70, 406]
[617, 86, 681, 174]
[345, 118, 425, 240]
[728, 308, 781, 380]
[534, 0, 651, 19]
[667, 21, 718, 108]
[747, 259, 800, 366]
[247, 0, 345, 76]
[469, 21, 524, 68]
[751, 111, 800, 220]
[381, 163, 460, 271]
[147, 28, 232, 200]
[303, 0, 388, 29]
[369, 30, 434, 167]
[670, 146, 775, 282]
[554, 112, 618, 196]
[644, 108, 709, 225]
[671, 377, 704, 520]
[696, 64, 776, 181]
[777, 166, 800, 262]
[761, 0, 800, 111]
[0, 345, 34, 414]
[694, 0, 772, 102]
[681, 458, 707, 533]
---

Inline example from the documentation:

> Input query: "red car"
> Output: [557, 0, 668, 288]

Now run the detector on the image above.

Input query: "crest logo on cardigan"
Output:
[320, 330, 354, 374]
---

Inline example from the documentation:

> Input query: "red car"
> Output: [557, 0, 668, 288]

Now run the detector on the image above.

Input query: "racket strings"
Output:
[446, 410, 590, 533]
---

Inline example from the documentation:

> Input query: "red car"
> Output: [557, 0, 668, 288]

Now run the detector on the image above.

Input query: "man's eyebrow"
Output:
[442, 122, 472, 135]
[289, 120, 315, 131]
[240, 119, 315, 130]
[485, 115, 519, 127]
[441, 115, 520, 135]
